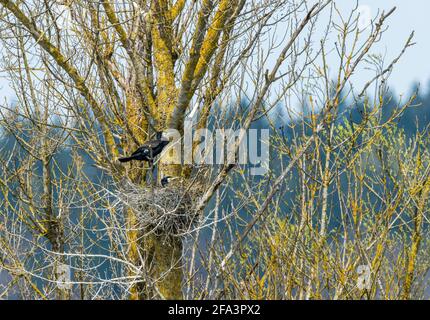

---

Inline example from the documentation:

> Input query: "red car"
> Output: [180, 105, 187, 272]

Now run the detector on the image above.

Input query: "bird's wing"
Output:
[128, 140, 165, 157]
[131, 146, 147, 156]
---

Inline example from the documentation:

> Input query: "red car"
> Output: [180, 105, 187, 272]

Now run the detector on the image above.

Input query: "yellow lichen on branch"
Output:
[170, 0, 235, 129]
[193, 0, 233, 86]
[151, 0, 177, 126]
[170, 0, 186, 20]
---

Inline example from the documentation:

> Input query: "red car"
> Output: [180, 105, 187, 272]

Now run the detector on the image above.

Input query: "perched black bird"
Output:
[119, 131, 170, 164]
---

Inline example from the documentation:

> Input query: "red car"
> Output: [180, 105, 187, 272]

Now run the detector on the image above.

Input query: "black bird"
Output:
[160, 176, 178, 187]
[119, 131, 170, 164]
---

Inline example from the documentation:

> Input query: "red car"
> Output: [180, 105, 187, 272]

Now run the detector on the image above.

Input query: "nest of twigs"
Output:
[118, 179, 200, 236]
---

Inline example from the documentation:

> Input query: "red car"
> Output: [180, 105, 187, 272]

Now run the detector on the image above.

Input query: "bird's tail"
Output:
[118, 156, 134, 163]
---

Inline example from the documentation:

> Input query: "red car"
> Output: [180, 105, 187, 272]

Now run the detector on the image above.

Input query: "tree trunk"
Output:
[145, 233, 183, 299]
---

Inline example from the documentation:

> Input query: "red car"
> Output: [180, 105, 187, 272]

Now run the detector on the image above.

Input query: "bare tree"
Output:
[0, 0, 427, 300]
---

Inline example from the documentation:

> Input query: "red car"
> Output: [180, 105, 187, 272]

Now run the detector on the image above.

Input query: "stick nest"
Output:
[118, 180, 201, 236]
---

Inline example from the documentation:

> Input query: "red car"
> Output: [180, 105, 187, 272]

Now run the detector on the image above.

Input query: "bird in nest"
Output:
[160, 176, 179, 187]
[118, 131, 171, 165]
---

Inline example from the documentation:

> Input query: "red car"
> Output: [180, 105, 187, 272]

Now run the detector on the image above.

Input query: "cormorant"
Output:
[119, 131, 170, 164]
[160, 176, 178, 187]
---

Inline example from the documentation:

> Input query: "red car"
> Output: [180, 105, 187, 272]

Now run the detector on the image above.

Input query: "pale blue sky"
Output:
[332, 0, 430, 95]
